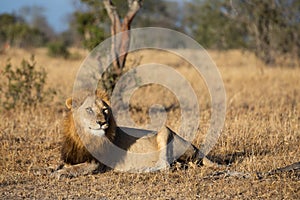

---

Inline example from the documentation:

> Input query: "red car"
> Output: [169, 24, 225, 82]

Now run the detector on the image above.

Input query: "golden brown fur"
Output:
[61, 110, 95, 165]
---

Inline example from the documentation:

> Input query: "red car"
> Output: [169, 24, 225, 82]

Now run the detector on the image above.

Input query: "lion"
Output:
[53, 90, 215, 178]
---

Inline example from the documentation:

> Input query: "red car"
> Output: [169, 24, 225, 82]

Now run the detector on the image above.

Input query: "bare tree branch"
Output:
[102, 0, 143, 95]
[103, 0, 121, 34]
[103, 0, 122, 70]
[126, 0, 143, 25]
[117, 0, 142, 68]
[103, 0, 143, 69]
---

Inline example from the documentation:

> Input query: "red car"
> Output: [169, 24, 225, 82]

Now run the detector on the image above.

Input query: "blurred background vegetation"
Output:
[0, 0, 299, 66]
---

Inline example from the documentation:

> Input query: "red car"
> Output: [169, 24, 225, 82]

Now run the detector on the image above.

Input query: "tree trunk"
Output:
[102, 0, 142, 95]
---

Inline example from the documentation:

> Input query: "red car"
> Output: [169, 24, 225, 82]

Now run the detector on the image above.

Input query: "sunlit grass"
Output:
[0, 48, 299, 199]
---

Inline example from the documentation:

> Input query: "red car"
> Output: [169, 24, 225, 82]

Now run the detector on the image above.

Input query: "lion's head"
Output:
[65, 91, 116, 138]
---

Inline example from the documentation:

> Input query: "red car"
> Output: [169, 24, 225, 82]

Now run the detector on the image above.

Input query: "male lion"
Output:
[54, 90, 214, 178]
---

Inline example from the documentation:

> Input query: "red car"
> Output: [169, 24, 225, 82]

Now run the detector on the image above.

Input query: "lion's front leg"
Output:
[51, 161, 103, 179]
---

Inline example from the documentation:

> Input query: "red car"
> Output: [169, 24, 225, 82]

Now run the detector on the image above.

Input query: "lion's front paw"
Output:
[51, 168, 74, 179]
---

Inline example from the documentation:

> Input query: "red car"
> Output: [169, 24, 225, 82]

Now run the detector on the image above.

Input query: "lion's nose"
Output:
[96, 120, 105, 126]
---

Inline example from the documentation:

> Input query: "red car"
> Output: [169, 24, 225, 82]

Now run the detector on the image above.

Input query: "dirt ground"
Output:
[0, 48, 299, 199]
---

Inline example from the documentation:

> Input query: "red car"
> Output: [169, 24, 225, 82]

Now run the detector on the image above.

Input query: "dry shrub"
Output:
[0, 55, 56, 110]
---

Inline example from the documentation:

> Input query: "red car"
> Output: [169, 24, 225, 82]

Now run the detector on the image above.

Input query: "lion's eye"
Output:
[86, 107, 93, 114]
[103, 107, 109, 115]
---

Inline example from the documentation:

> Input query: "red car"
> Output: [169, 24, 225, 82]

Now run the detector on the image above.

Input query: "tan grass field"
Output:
[0, 48, 299, 199]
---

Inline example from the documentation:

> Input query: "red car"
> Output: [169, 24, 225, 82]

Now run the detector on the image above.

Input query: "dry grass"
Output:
[0, 48, 299, 199]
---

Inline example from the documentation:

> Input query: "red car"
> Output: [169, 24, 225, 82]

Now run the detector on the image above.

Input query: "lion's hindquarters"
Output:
[124, 126, 198, 170]
[158, 127, 198, 164]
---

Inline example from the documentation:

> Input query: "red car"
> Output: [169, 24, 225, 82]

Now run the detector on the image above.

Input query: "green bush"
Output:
[0, 55, 56, 110]
[47, 41, 70, 58]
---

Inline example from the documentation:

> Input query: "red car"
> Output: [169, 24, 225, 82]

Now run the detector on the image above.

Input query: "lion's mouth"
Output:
[89, 123, 109, 130]
[100, 123, 109, 129]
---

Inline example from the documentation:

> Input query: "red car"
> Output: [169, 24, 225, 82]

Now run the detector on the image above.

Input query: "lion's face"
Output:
[74, 95, 112, 137]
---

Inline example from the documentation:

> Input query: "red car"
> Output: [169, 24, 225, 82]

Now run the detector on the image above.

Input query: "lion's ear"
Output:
[65, 98, 73, 110]
[66, 97, 80, 109]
